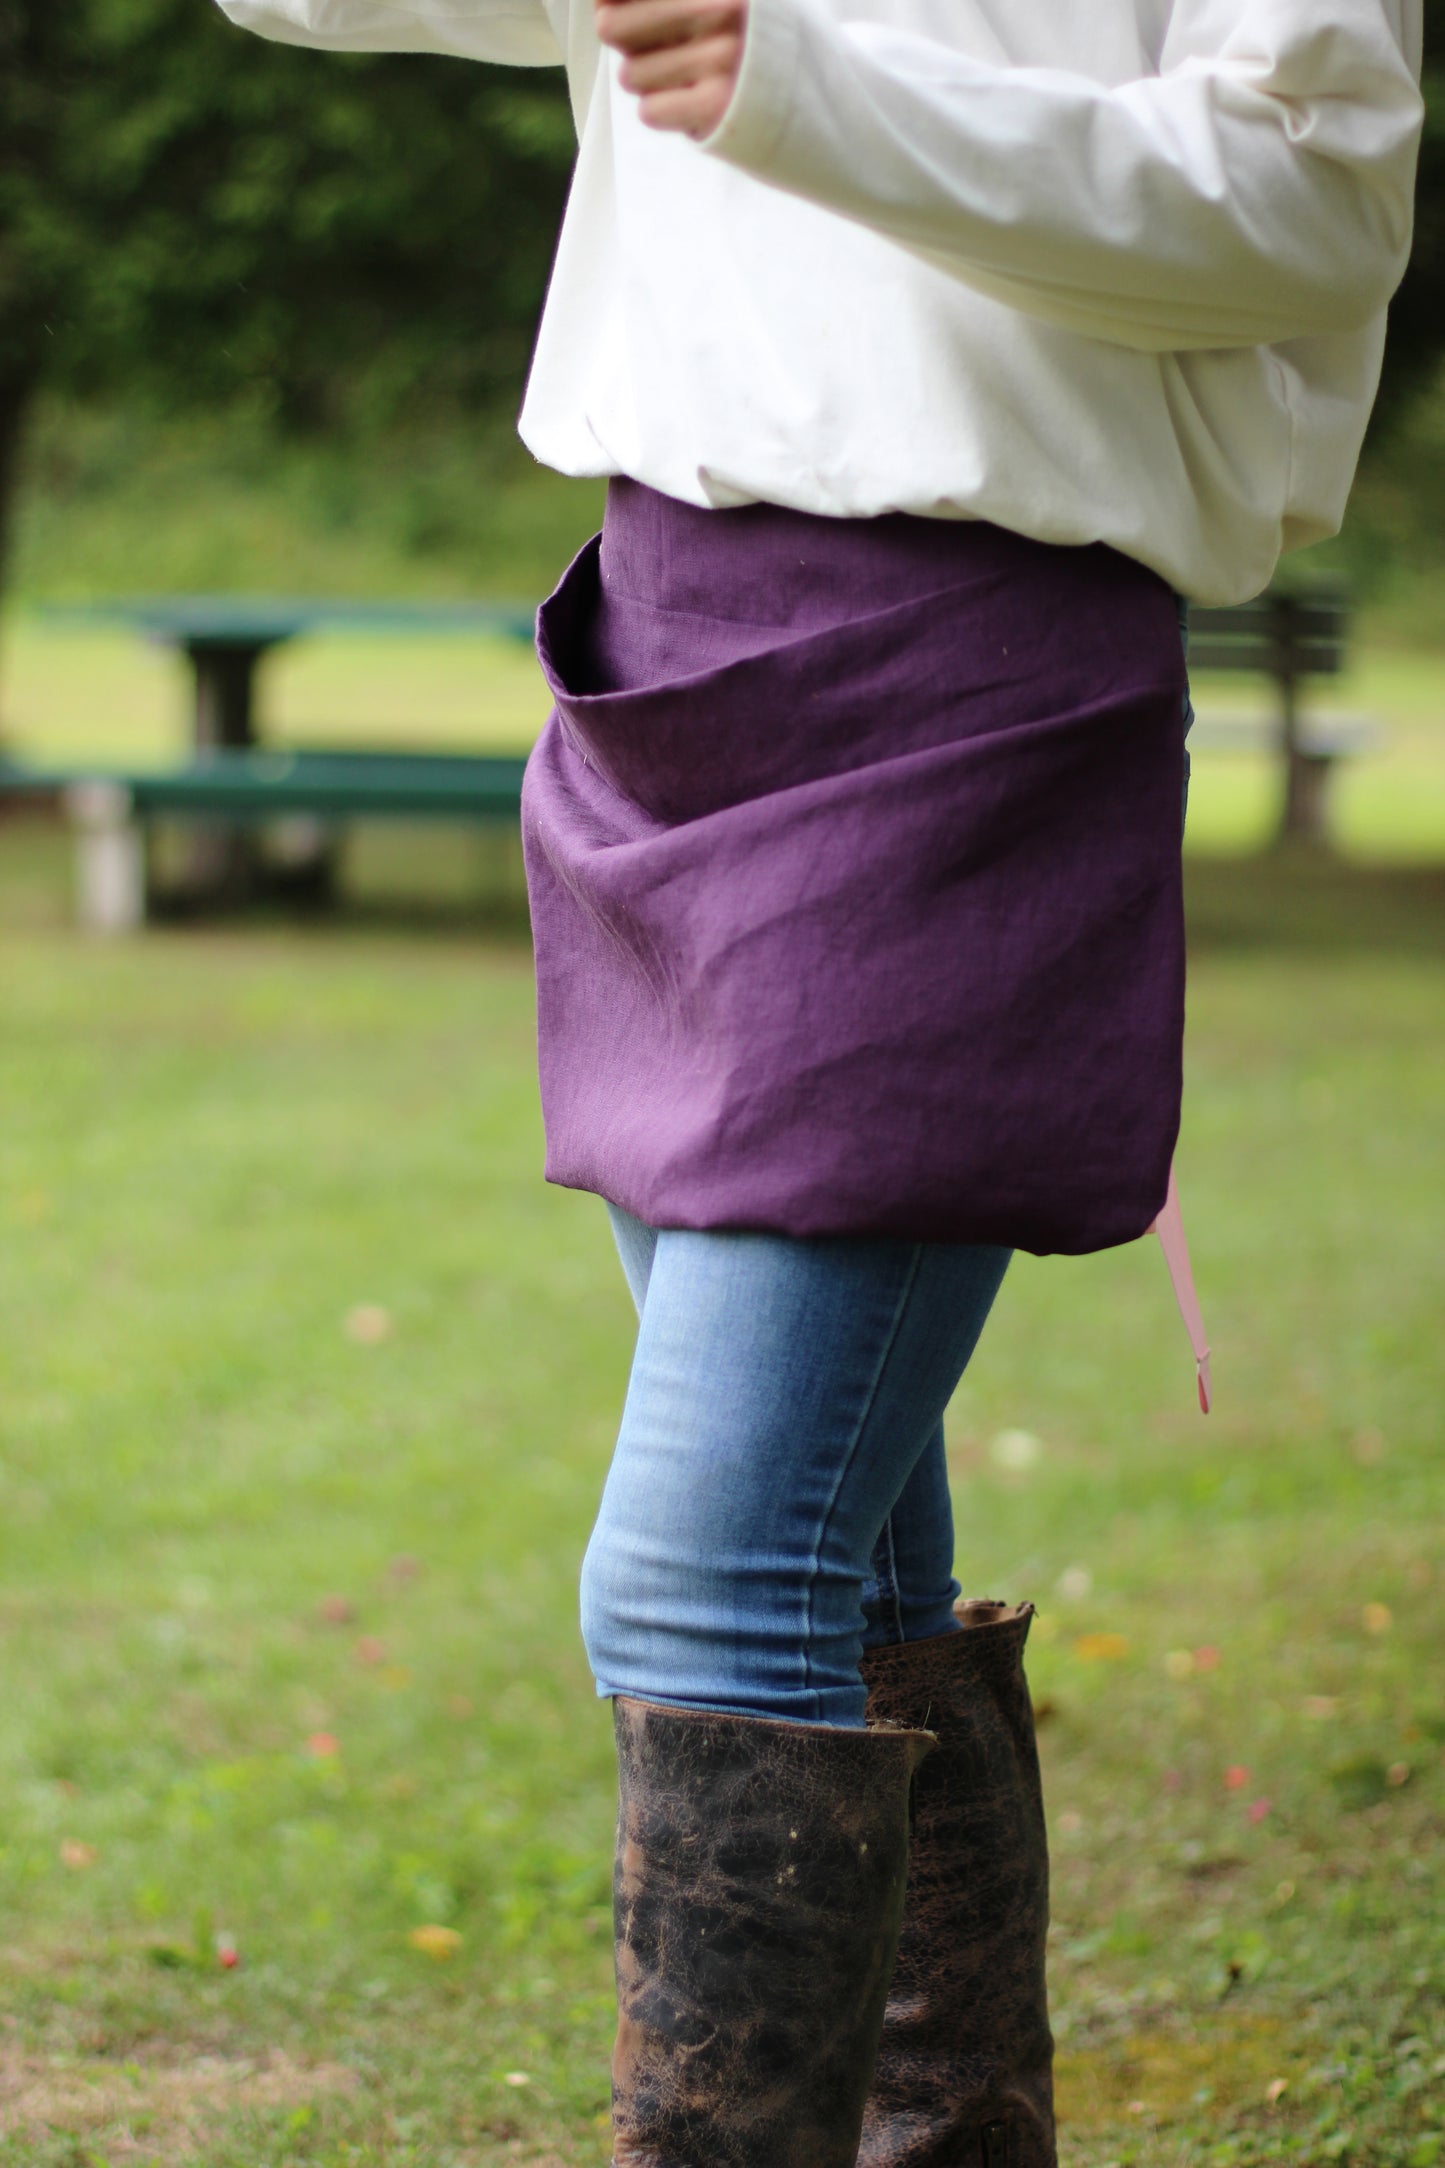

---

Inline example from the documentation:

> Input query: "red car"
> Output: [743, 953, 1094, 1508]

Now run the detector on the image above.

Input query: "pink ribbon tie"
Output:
[1149, 1162, 1212, 1414]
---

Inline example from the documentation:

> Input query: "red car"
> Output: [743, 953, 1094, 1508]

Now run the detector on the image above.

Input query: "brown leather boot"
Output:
[609, 1696, 936, 2168]
[858, 1601, 1056, 2168]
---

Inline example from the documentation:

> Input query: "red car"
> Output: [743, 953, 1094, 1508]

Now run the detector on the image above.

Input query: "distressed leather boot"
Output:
[609, 1696, 936, 2168]
[858, 1600, 1056, 2168]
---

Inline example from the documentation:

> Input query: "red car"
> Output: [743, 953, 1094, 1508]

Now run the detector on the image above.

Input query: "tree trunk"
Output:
[0, 364, 36, 634]
[0, 368, 38, 745]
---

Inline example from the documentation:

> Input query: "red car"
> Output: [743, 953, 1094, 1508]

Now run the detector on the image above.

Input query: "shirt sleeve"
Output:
[214, 0, 563, 68]
[702, 0, 1424, 352]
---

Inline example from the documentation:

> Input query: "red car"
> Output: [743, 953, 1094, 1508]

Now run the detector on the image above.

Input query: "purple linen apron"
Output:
[522, 480, 1188, 1260]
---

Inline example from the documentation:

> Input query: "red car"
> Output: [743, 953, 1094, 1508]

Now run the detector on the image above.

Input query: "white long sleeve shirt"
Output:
[215, 0, 1423, 602]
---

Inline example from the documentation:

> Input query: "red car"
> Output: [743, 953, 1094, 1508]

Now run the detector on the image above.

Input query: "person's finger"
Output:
[636, 78, 735, 135]
[596, 0, 738, 54]
[619, 32, 740, 94]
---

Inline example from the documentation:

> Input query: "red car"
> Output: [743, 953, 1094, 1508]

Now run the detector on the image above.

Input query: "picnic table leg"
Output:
[178, 639, 265, 899]
[65, 780, 146, 934]
[1272, 598, 1332, 846]
[1278, 685, 1335, 845]
[191, 641, 263, 751]
[182, 636, 338, 907]
[1282, 747, 1336, 843]
[188, 640, 339, 894]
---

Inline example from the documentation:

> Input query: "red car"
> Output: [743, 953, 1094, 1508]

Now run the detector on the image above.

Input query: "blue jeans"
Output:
[579, 607, 1193, 1730]
[579, 1208, 1011, 1728]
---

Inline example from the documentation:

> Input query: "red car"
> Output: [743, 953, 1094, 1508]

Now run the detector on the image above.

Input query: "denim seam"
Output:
[800, 1245, 927, 1717]
[872, 1513, 905, 1646]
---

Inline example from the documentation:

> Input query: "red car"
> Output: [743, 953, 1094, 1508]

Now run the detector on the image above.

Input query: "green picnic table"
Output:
[1, 597, 542, 927]
[41, 595, 538, 751]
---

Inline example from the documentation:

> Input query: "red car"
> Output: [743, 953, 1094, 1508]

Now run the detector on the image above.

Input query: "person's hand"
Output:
[595, 0, 748, 139]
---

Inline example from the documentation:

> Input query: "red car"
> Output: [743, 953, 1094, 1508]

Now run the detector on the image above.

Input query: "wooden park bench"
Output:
[1186, 582, 1373, 841]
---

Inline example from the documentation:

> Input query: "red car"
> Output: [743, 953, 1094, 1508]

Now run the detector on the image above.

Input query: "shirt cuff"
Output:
[699, 0, 803, 174]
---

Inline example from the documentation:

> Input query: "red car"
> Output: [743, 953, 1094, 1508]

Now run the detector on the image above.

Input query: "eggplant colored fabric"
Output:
[522, 480, 1187, 1255]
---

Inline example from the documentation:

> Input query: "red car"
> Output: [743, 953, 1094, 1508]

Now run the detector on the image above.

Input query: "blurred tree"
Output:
[1368, 1, 1445, 448]
[0, 0, 574, 594]
[0, 0, 1440, 607]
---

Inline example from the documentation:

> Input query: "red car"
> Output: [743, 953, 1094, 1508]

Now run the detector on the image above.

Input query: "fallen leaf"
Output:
[1073, 1632, 1129, 1662]
[989, 1429, 1042, 1471]
[408, 1925, 462, 1960]
[1266, 2077, 1288, 2105]
[345, 1304, 392, 1345]
[1362, 1602, 1393, 1636]
[1387, 1761, 1411, 1788]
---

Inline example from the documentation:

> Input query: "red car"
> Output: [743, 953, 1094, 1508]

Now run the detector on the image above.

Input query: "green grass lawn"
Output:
[0, 827, 1442, 2168]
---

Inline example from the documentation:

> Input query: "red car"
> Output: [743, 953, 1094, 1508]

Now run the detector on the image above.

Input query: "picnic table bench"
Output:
[0, 747, 530, 931]
[1186, 582, 1372, 841]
